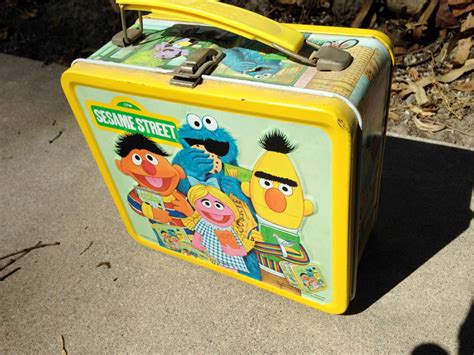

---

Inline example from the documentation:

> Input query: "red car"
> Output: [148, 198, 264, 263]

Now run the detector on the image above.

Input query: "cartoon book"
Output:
[224, 164, 252, 183]
[136, 186, 165, 210]
[279, 261, 300, 288]
[180, 242, 216, 264]
[258, 222, 300, 256]
[215, 230, 246, 255]
[152, 224, 182, 251]
[152, 224, 191, 249]
[280, 262, 328, 294]
[228, 193, 257, 240]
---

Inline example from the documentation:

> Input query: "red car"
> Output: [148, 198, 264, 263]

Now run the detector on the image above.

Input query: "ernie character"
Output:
[241, 130, 315, 295]
[114, 133, 194, 247]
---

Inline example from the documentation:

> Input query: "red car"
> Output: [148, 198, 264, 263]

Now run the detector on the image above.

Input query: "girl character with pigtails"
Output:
[183, 178, 256, 274]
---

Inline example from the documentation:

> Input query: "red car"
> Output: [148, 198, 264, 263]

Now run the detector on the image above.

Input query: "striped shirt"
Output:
[127, 187, 188, 229]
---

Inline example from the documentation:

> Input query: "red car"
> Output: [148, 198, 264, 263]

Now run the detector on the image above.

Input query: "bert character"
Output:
[242, 130, 314, 295]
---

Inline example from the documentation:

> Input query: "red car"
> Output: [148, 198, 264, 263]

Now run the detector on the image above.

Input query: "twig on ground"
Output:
[0, 241, 60, 280]
[0, 241, 42, 271]
[434, 83, 464, 120]
[0, 241, 60, 261]
[61, 335, 68, 355]
[0, 267, 21, 281]
[97, 261, 111, 269]
[446, 125, 474, 137]
[49, 130, 63, 144]
[79, 241, 94, 256]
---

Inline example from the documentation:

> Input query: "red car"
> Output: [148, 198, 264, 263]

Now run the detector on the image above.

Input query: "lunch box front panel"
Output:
[61, 0, 392, 313]
[62, 64, 357, 313]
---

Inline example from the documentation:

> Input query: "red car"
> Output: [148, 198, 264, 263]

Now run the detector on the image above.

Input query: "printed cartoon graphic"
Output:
[114, 133, 194, 249]
[281, 263, 327, 294]
[153, 225, 191, 251]
[222, 48, 283, 79]
[180, 243, 216, 264]
[242, 130, 315, 295]
[172, 114, 251, 209]
[309, 38, 360, 50]
[183, 180, 261, 279]
[154, 38, 193, 59]
[159, 229, 181, 251]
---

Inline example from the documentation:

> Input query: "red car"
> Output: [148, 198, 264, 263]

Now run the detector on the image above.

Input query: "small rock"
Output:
[406, 94, 417, 105]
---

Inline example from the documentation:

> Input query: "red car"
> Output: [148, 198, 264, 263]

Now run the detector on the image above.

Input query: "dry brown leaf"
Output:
[351, 0, 375, 28]
[454, 80, 474, 92]
[420, 0, 440, 23]
[410, 106, 437, 117]
[19, 9, 38, 20]
[413, 117, 447, 133]
[420, 104, 440, 114]
[369, 12, 377, 28]
[409, 67, 420, 81]
[448, 0, 473, 6]
[414, 0, 440, 38]
[392, 82, 409, 92]
[452, 37, 472, 66]
[394, 46, 408, 55]
[387, 0, 428, 16]
[407, 80, 429, 106]
[400, 77, 435, 97]
[436, 39, 451, 64]
[436, 0, 459, 28]
[388, 111, 400, 121]
[460, 12, 474, 32]
[452, 3, 474, 17]
[437, 59, 474, 82]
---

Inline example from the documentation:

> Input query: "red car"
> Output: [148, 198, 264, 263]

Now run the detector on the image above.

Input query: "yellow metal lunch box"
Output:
[61, 0, 393, 314]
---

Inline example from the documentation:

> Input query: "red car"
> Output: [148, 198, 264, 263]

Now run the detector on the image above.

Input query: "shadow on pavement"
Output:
[347, 136, 473, 314]
[410, 302, 473, 354]
[458, 302, 474, 355]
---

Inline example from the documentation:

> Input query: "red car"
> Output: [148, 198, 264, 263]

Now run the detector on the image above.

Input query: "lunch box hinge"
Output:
[111, 6, 144, 47]
[170, 48, 225, 88]
[274, 41, 353, 71]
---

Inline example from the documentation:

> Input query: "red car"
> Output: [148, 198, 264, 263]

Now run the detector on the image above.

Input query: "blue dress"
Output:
[195, 219, 249, 273]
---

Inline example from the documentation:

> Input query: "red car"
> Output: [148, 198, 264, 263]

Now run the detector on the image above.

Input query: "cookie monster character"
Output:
[173, 114, 244, 199]
[223, 47, 283, 79]
[173, 113, 261, 280]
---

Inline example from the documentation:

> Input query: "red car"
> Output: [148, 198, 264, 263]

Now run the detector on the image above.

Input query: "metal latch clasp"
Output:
[170, 48, 225, 88]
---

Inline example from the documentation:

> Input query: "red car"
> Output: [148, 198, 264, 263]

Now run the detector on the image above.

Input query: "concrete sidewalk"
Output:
[0, 54, 473, 354]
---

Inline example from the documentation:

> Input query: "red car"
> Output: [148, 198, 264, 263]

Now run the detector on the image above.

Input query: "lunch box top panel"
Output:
[85, 18, 391, 109]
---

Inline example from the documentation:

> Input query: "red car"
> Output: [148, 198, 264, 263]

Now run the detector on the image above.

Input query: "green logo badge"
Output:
[89, 100, 179, 144]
